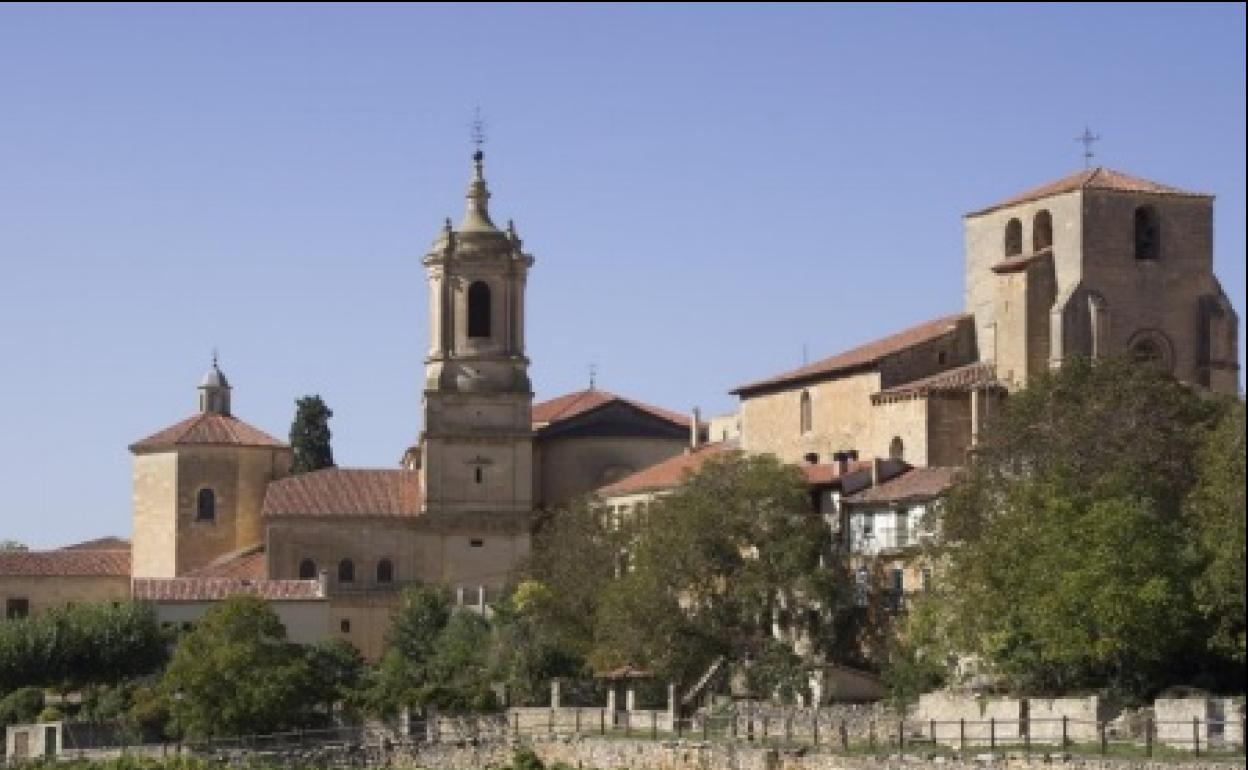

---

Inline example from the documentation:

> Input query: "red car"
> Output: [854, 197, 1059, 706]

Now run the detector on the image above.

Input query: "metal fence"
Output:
[14, 709, 1247, 766]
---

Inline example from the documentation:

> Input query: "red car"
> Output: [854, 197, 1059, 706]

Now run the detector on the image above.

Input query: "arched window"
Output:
[1134, 206, 1160, 260]
[298, 558, 317, 580]
[1004, 218, 1023, 256]
[799, 390, 812, 434]
[1033, 210, 1053, 251]
[338, 559, 355, 584]
[467, 281, 491, 338]
[376, 558, 394, 584]
[1128, 330, 1174, 374]
[196, 488, 216, 521]
[889, 436, 905, 461]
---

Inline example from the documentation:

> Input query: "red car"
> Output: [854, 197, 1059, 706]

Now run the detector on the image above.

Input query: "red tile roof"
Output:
[968, 167, 1209, 217]
[132, 577, 323, 602]
[800, 460, 874, 486]
[597, 442, 734, 498]
[873, 362, 1000, 402]
[184, 543, 266, 580]
[130, 412, 287, 452]
[533, 388, 691, 429]
[844, 467, 962, 505]
[263, 468, 422, 518]
[731, 314, 971, 395]
[0, 549, 130, 578]
[60, 536, 131, 551]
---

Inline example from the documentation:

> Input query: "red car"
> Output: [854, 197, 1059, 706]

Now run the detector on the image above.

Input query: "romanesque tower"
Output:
[964, 167, 1240, 393]
[419, 151, 536, 526]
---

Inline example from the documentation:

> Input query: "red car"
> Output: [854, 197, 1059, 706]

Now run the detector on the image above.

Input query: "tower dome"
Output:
[198, 355, 232, 415]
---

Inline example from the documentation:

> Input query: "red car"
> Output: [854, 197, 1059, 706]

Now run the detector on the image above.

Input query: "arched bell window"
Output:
[1134, 206, 1160, 260]
[1004, 218, 1023, 257]
[298, 559, 317, 580]
[1033, 210, 1053, 251]
[376, 558, 394, 584]
[338, 559, 355, 584]
[467, 281, 491, 338]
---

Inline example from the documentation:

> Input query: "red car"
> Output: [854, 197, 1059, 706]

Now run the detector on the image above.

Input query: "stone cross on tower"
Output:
[470, 108, 486, 153]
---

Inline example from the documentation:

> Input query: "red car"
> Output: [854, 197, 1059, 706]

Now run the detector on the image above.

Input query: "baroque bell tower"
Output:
[419, 150, 535, 525]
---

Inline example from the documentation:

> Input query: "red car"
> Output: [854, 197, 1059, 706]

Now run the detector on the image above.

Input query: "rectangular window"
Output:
[6, 598, 30, 619]
[340, 619, 351, 633]
[470, 539, 484, 548]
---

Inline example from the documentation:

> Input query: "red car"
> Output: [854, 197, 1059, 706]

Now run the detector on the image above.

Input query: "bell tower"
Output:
[419, 150, 535, 522]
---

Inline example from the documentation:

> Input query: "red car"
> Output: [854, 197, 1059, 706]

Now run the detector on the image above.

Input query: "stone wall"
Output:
[1155, 698, 1245, 750]
[399, 735, 1247, 770]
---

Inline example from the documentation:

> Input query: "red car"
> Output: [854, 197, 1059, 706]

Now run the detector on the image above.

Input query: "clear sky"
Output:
[1, 3, 1243, 548]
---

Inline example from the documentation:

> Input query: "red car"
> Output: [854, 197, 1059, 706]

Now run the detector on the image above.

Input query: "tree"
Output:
[290, 395, 335, 474]
[591, 452, 848, 698]
[163, 596, 310, 738]
[305, 638, 367, 720]
[1185, 400, 1246, 666]
[366, 583, 451, 714]
[930, 356, 1230, 697]
[0, 601, 167, 691]
[0, 540, 26, 552]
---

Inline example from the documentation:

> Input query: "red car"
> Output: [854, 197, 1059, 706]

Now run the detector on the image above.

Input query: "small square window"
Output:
[6, 598, 30, 619]
[340, 619, 351, 633]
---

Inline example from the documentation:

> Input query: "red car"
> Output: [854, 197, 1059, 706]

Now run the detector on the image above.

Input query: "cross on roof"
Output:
[470, 108, 486, 152]
[1075, 126, 1101, 168]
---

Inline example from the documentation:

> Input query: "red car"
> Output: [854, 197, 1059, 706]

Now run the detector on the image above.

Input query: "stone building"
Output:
[0, 150, 698, 660]
[729, 166, 1240, 478]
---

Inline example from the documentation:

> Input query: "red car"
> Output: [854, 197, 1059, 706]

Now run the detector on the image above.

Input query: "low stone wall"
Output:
[399, 735, 1248, 770]
[1155, 698, 1245, 750]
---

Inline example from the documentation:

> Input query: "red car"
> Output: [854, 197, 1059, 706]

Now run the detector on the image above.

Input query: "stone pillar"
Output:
[478, 585, 486, 614]
[551, 678, 562, 710]
[606, 685, 617, 714]
[626, 685, 637, 713]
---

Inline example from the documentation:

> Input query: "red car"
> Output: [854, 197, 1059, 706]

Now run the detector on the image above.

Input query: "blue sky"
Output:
[1, 3, 1243, 548]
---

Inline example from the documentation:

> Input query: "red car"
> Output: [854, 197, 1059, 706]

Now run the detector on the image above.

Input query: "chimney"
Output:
[872, 457, 885, 487]
[847, 449, 859, 464]
[690, 407, 702, 450]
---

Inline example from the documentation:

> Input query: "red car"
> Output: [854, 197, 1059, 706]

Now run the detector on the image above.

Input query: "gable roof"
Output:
[184, 543, 266, 580]
[597, 442, 734, 498]
[844, 466, 961, 505]
[968, 167, 1210, 217]
[132, 577, 323, 602]
[130, 412, 287, 453]
[263, 467, 422, 519]
[731, 314, 970, 396]
[0, 549, 130, 578]
[60, 536, 131, 551]
[533, 388, 690, 430]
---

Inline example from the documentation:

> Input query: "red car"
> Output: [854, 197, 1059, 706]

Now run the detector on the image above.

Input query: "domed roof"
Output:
[200, 364, 229, 389]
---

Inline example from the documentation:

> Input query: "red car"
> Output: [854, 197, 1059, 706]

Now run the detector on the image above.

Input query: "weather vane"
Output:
[470, 108, 487, 154]
[1075, 126, 1101, 168]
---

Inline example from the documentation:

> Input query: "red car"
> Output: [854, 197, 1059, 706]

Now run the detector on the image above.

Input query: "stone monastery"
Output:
[1, 150, 1240, 659]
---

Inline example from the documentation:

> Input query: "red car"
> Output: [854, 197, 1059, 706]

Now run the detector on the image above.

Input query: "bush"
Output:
[37, 704, 64, 723]
[0, 686, 44, 726]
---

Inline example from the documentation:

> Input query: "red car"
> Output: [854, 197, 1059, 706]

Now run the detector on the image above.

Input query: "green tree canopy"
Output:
[1185, 400, 1246, 665]
[591, 452, 849, 699]
[929, 356, 1241, 697]
[290, 395, 335, 474]
[162, 596, 310, 738]
[0, 601, 167, 691]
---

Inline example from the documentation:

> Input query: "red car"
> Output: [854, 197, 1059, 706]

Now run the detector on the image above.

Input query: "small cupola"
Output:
[198, 354, 232, 415]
